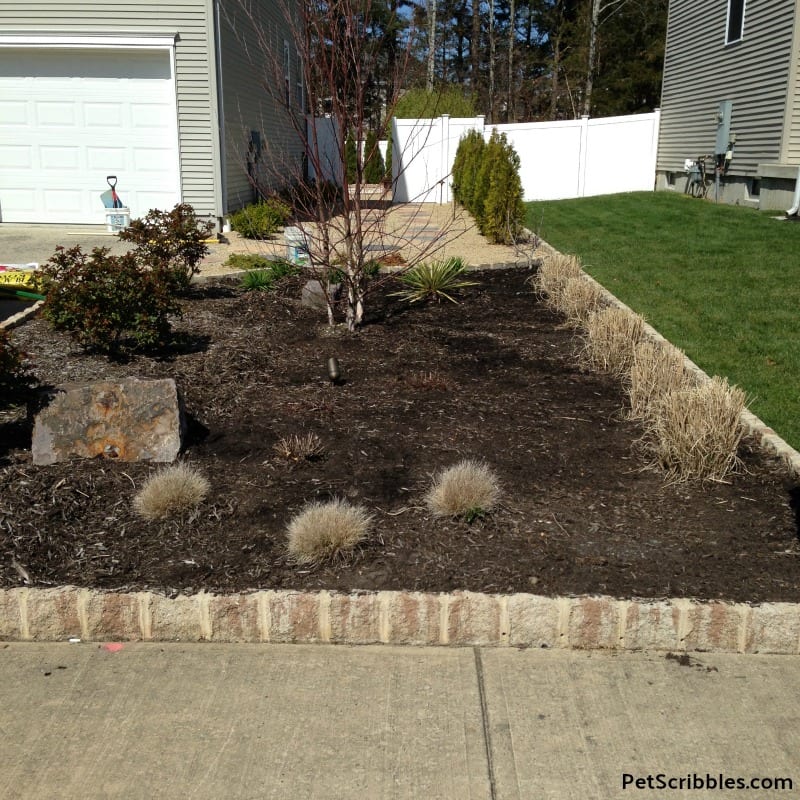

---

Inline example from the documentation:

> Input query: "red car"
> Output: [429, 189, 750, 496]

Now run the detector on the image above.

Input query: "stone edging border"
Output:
[3, 254, 800, 652]
[3, 587, 800, 654]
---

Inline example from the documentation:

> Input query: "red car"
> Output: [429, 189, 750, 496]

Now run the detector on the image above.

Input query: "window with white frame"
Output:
[726, 0, 746, 44]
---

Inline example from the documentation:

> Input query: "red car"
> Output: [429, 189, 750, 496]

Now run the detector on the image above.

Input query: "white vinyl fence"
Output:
[391, 110, 661, 204]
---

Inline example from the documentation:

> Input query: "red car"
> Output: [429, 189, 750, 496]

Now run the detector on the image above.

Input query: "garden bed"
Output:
[1, 268, 798, 603]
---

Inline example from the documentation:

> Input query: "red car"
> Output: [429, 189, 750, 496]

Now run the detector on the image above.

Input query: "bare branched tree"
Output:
[223, 0, 468, 331]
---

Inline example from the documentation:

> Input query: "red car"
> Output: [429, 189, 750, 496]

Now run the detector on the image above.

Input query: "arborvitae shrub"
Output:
[482, 133, 525, 244]
[363, 130, 386, 184]
[453, 129, 524, 244]
[452, 129, 485, 212]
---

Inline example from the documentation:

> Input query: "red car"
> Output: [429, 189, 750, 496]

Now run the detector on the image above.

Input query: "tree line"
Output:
[330, 0, 667, 126]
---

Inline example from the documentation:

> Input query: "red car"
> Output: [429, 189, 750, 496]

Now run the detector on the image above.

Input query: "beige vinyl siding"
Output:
[0, 0, 219, 217]
[218, 0, 305, 212]
[783, 4, 800, 162]
[658, 0, 795, 175]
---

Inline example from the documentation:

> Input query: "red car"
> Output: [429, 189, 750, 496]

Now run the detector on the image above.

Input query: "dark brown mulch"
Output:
[1, 269, 799, 602]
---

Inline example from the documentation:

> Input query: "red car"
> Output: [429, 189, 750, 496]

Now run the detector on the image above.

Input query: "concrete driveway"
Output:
[0, 223, 130, 267]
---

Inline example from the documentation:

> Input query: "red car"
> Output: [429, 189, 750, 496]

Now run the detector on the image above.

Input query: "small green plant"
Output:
[286, 499, 372, 564]
[237, 258, 299, 292]
[229, 196, 292, 239]
[240, 269, 276, 292]
[425, 460, 501, 519]
[117, 203, 214, 291]
[41, 245, 180, 356]
[133, 463, 210, 520]
[392, 257, 478, 304]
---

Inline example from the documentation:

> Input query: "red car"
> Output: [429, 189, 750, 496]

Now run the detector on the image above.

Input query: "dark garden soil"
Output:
[2, 268, 799, 603]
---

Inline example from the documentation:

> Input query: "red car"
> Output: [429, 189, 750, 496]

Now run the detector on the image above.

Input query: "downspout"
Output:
[787, 166, 800, 216]
[209, 0, 227, 222]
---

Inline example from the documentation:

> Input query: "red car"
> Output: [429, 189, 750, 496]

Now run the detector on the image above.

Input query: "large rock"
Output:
[32, 378, 185, 465]
[301, 280, 341, 311]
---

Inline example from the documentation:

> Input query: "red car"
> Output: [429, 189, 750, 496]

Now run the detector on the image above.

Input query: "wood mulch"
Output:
[1, 268, 798, 602]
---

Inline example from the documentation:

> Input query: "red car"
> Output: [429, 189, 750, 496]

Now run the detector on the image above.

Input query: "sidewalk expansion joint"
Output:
[473, 647, 498, 800]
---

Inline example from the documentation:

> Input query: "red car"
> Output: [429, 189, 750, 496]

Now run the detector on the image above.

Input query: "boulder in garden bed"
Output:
[32, 377, 186, 465]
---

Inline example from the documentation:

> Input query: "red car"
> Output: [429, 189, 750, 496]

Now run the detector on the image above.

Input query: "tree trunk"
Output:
[427, 0, 437, 91]
[471, 0, 480, 94]
[487, 0, 495, 122]
[582, 0, 600, 116]
[507, 0, 515, 122]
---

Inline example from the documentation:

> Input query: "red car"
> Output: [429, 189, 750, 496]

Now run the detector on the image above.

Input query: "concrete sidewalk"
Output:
[1, 643, 798, 800]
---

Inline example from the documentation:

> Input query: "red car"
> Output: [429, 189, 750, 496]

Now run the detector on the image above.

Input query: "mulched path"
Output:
[2, 268, 799, 602]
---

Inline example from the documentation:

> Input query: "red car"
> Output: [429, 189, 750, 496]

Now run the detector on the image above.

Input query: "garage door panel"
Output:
[0, 47, 181, 224]
[36, 101, 76, 127]
[0, 101, 27, 125]
[40, 146, 81, 170]
[86, 147, 129, 171]
[84, 102, 126, 128]
[0, 146, 32, 169]
[130, 103, 175, 129]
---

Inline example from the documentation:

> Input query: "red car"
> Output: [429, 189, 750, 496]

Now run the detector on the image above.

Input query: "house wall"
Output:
[217, 0, 306, 213]
[657, 0, 796, 207]
[0, 0, 221, 218]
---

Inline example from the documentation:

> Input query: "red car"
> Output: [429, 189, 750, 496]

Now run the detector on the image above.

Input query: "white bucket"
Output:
[285, 226, 309, 265]
[105, 207, 131, 233]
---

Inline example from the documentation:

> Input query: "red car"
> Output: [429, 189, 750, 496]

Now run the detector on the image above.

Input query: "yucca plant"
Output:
[240, 268, 276, 292]
[392, 257, 478, 304]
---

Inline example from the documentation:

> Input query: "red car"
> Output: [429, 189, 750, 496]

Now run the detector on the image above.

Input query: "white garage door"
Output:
[0, 46, 181, 224]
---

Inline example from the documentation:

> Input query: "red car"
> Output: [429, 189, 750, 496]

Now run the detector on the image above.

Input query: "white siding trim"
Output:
[0, 35, 176, 49]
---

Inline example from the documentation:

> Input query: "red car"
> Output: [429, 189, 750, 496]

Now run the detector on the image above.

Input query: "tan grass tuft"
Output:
[531, 252, 583, 306]
[583, 307, 646, 377]
[628, 341, 695, 420]
[133, 463, 210, 520]
[273, 432, 325, 461]
[644, 376, 746, 483]
[286, 499, 372, 564]
[425, 460, 501, 518]
[555, 275, 603, 325]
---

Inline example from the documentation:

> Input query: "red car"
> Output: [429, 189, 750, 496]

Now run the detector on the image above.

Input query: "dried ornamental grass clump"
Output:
[532, 252, 582, 305]
[286, 499, 372, 564]
[645, 376, 746, 483]
[627, 341, 694, 421]
[133, 463, 210, 520]
[556, 275, 603, 325]
[425, 460, 501, 519]
[273, 432, 325, 462]
[583, 306, 646, 377]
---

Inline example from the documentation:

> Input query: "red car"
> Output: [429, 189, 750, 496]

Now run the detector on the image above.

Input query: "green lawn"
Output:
[526, 191, 800, 449]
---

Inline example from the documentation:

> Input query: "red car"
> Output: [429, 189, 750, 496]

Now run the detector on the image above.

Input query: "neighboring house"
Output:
[0, 1, 305, 225]
[656, 0, 800, 210]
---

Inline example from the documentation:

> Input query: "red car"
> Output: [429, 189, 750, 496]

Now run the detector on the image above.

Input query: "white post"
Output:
[440, 114, 450, 204]
[577, 114, 590, 197]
